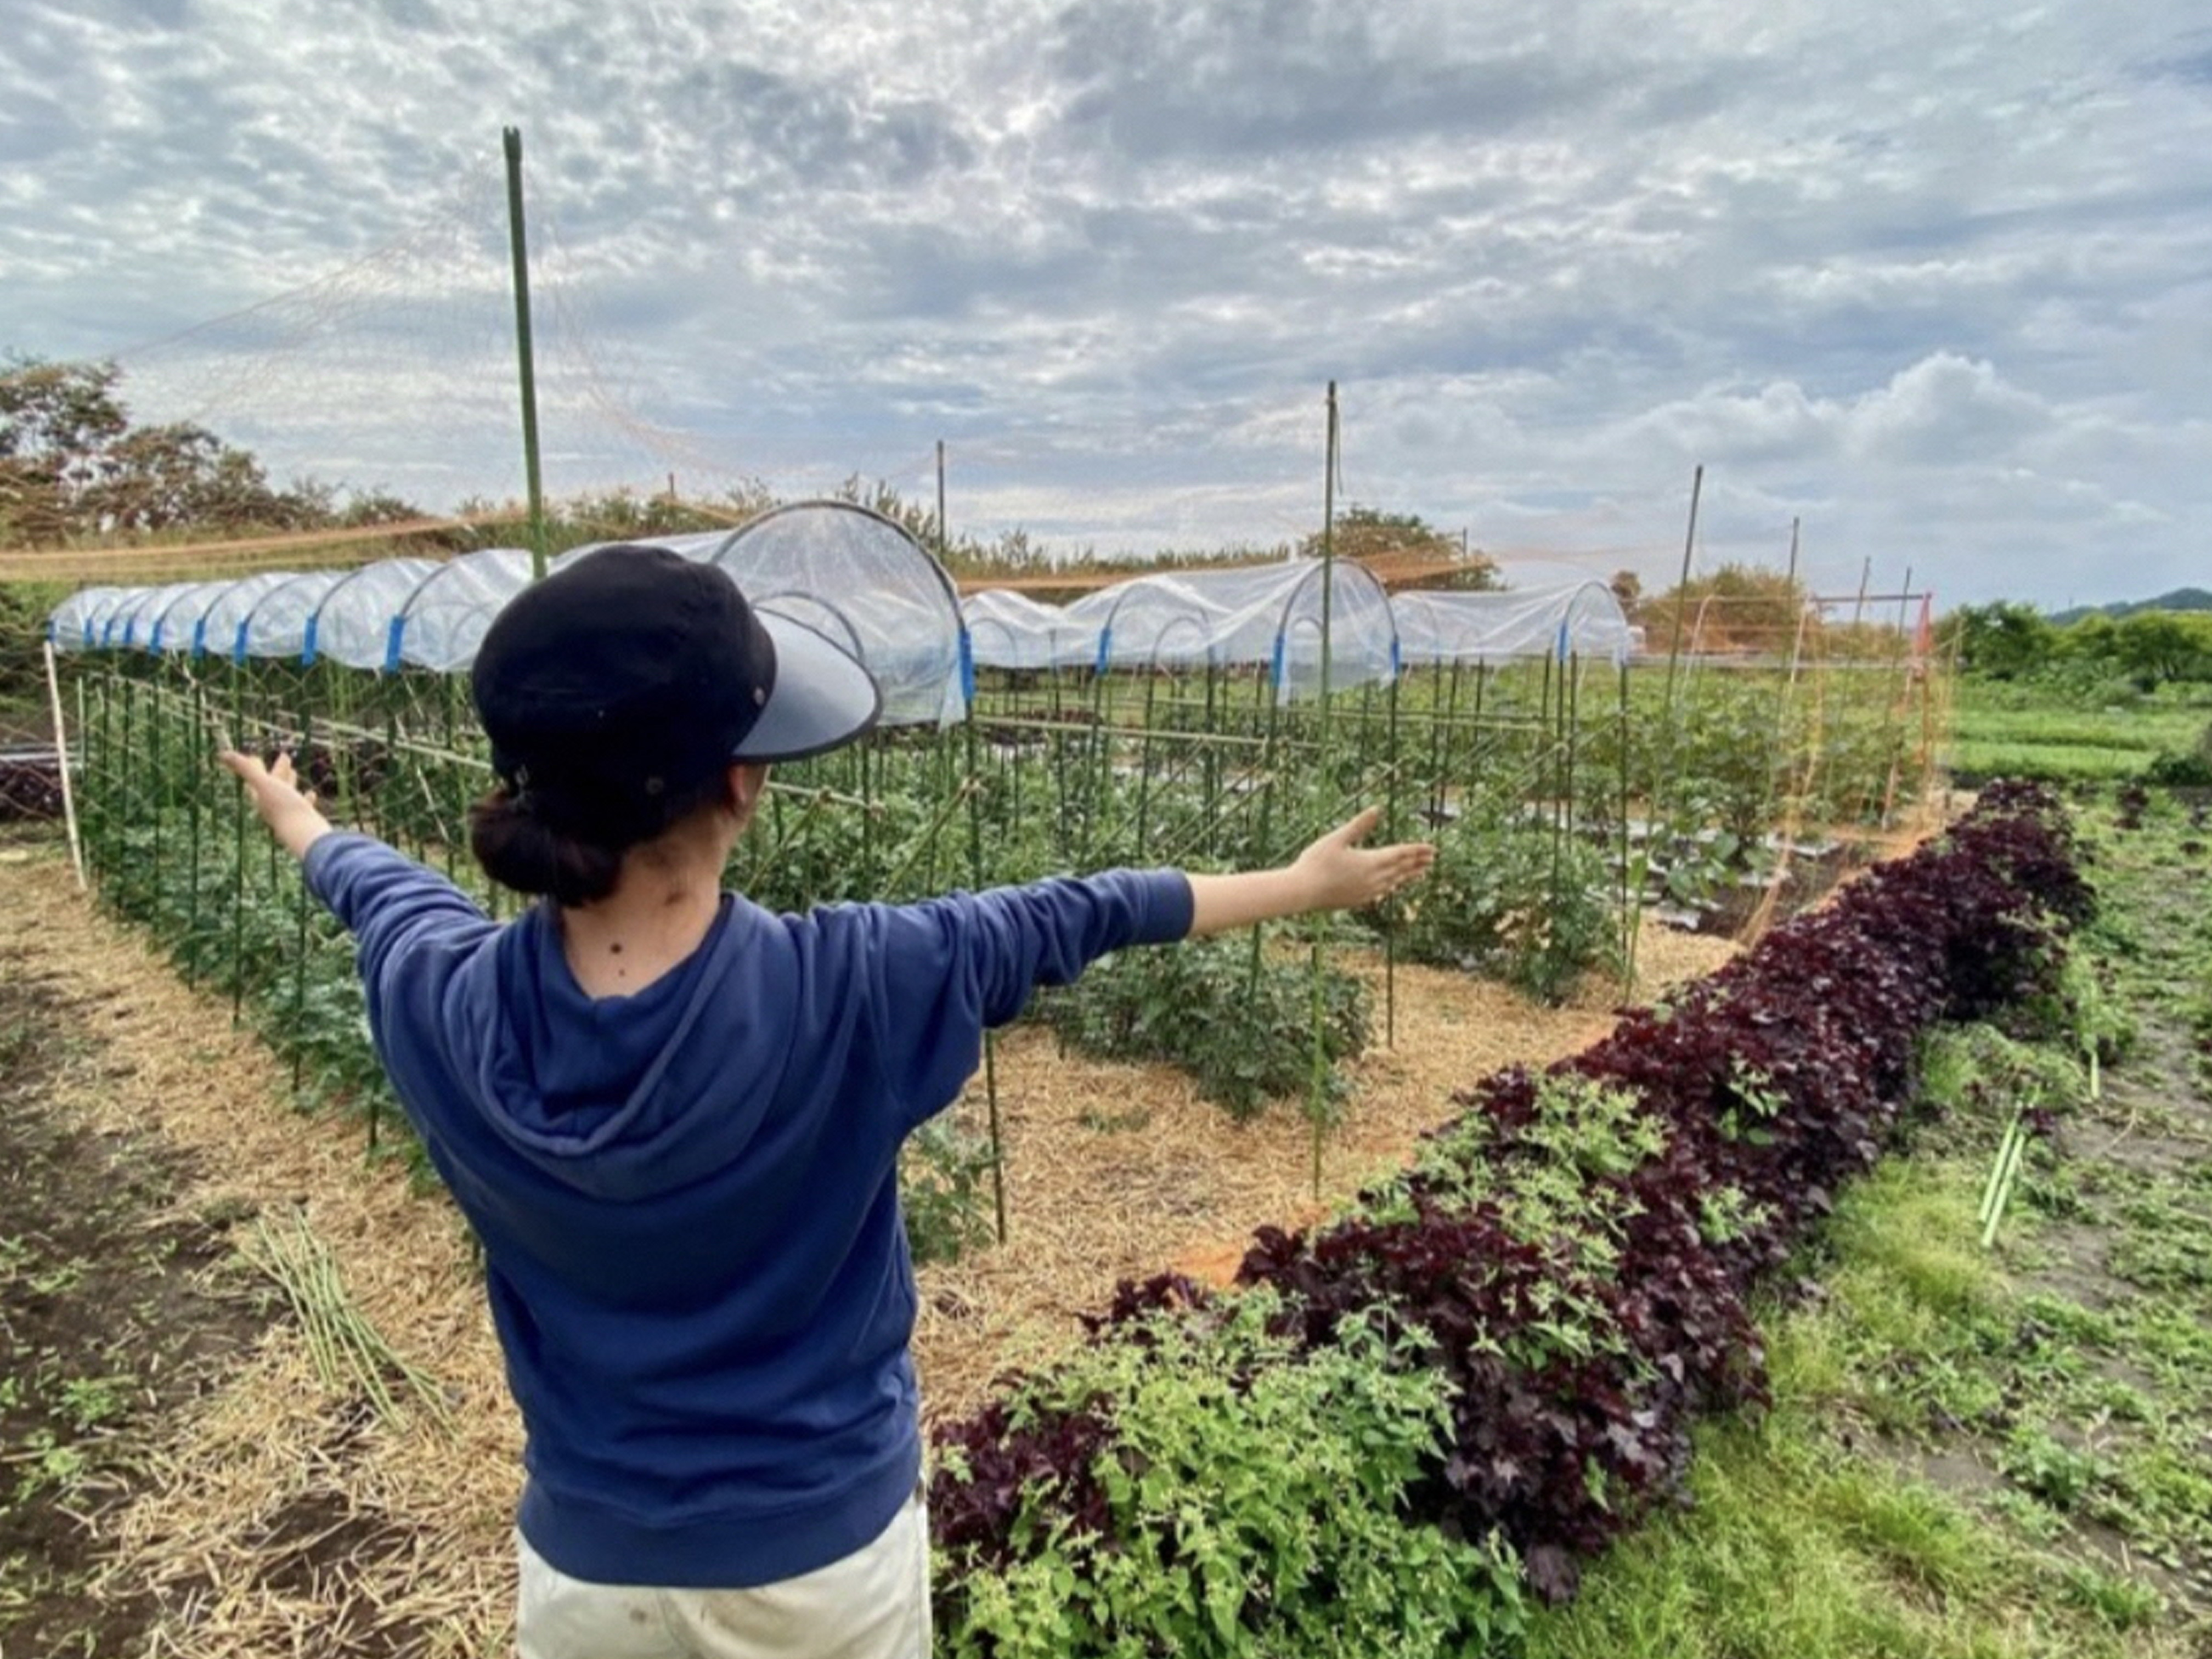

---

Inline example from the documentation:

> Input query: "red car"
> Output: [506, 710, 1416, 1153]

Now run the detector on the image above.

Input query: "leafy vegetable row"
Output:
[928, 781, 2092, 1654]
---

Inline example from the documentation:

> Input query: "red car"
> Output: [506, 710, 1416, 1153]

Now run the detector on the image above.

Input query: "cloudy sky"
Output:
[4, 0, 2208, 608]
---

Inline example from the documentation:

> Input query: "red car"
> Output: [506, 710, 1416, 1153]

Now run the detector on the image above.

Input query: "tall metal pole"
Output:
[504, 126, 549, 578]
[1661, 464, 1703, 714]
[936, 439, 948, 558]
[1319, 382, 1338, 730]
[1308, 381, 1340, 1200]
[1785, 516, 1801, 591]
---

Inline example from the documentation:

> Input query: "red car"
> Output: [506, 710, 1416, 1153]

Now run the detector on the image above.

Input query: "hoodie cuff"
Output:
[1128, 869, 1195, 944]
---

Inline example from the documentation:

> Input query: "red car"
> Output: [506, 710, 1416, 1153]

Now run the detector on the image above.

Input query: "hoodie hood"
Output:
[469, 898, 790, 1201]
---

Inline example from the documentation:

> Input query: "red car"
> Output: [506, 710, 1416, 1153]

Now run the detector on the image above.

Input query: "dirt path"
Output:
[0, 843, 505, 1658]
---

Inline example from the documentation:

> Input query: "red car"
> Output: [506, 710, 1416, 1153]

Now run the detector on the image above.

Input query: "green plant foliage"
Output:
[900, 1121, 997, 1266]
[1045, 937, 1370, 1121]
[2141, 719, 2212, 787]
[934, 1294, 1530, 1659]
[1383, 1073, 1667, 1266]
[1394, 817, 1621, 1003]
[0, 581, 68, 734]
[1940, 601, 2060, 680]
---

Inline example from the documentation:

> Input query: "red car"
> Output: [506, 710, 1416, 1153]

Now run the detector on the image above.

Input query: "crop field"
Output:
[9, 584, 2210, 1656]
[1948, 680, 2212, 785]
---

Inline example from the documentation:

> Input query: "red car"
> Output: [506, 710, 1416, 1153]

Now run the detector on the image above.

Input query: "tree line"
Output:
[1, 354, 1510, 596]
[0, 354, 430, 545]
[1941, 601, 2212, 692]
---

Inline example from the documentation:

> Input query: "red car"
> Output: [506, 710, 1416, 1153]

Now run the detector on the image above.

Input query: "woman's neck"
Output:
[557, 838, 729, 1000]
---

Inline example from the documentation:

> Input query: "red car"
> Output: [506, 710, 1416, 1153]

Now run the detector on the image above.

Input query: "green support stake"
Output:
[1134, 670, 1158, 858]
[232, 737, 249, 1024]
[185, 679, 204, 984]
[963, 707, 1009, 1245]
[1619, 660, 1638, 988]
[1384, 669, 1400, 1047]
[119, 675, 136, 916]
[504, 126, 549, 578]
[291, 710, 313, 1097]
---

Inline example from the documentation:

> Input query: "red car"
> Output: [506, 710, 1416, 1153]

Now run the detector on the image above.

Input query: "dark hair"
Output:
[469, 769, 735, 908]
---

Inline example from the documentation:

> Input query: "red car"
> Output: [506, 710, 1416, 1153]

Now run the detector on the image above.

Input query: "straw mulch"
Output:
[912, 926, 1734, 1419]
[0, 849, 1729, 1656]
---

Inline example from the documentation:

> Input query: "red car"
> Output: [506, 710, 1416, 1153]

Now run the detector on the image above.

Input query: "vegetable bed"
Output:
[927, 782, 2092, 1655]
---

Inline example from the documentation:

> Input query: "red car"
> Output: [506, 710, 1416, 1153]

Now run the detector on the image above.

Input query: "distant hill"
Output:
[2049, 588, 2212, 626]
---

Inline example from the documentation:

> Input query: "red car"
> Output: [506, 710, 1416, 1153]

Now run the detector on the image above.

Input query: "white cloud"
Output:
[1, 0, 2207, 608]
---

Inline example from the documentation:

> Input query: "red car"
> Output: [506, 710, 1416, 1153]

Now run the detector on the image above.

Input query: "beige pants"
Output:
[515, 1489, 931, 1659]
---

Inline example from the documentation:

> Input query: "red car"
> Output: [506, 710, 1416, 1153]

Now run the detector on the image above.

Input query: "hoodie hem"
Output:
[516, 1436, 923, 1590]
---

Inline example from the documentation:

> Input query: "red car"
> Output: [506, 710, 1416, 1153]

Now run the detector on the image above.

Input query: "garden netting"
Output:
[959, 558, 1401, 700]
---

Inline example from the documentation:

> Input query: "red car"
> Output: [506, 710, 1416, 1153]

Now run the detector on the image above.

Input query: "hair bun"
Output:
[469, 788, 624, 907]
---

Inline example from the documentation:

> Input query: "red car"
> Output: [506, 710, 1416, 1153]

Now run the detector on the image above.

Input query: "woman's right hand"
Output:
[1287, 806, 1436, 912]
[220, 749, 333, 862]
[1184, 807, 1434, 936]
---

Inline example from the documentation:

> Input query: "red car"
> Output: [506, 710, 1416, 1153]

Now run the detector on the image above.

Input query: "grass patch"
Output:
[1522, 1157, 2196, 1657]
[1522, 1414, 2162, 1657]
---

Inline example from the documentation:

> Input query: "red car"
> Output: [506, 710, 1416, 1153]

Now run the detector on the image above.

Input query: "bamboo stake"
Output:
[1978, 1109, 2029, 1248]
[1976, 1112, 2021, 1225]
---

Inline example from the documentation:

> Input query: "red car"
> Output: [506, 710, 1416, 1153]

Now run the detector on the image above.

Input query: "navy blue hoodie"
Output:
[303, 833, 1193, 1588]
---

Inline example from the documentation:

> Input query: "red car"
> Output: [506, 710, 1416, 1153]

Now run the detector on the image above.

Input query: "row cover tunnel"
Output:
[52, 504, 1636, 706]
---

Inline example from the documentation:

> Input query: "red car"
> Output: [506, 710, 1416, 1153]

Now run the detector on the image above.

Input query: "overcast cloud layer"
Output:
[4, 0, 2208, 607]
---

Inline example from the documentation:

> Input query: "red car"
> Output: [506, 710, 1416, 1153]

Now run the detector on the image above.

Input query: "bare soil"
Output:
[0, 936, 269, 1657]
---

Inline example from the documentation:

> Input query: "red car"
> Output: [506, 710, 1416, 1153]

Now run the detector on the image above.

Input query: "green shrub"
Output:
[2141, 719, 2212, 787]
[1046, 936, 1370, 1120]
[900, 1120, 998, 1266]
[0, 581, 67, 738]
[933, 1294, 1530, 1659]
[1395, 819, 1621, 1003]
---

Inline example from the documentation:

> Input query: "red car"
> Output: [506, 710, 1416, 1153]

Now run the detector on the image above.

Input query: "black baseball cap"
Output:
[471, 545, 880, 836]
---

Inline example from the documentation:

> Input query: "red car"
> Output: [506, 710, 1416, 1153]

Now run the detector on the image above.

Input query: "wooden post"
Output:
[42, 641, 87, 890]
[1661, 464, 1704, 715]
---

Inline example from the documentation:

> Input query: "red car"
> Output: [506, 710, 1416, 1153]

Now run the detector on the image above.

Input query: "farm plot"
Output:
[20, 532, 1957, 1652]
[49, 600, 1934, 1257]
[10, 780, 2177, 1656]
[923, 784, 2200, 1656]
[1530, 784, 2212, 1657]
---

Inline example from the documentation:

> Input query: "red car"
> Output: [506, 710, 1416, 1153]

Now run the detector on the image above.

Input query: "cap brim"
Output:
[735, 612, 884, 762]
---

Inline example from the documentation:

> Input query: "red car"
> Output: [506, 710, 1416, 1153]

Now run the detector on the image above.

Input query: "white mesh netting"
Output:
[309, 558, 443, 669]
[1391, 582, 1634, 667]
[393, 549, 537, 673]
[967, 558, 1400, 700]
